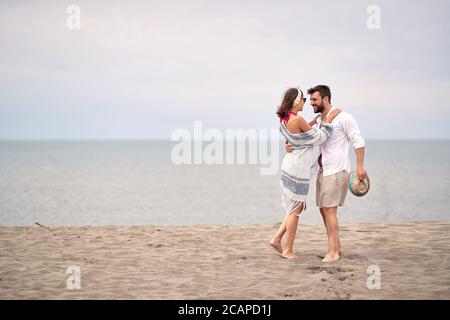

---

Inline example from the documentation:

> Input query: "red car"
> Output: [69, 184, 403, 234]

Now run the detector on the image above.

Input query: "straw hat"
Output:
[348, 171, 370, 197]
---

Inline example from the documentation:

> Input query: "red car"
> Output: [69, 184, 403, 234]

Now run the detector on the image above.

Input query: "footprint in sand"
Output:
[344, 253, 368, 262]
[307, 266, 352, 275]
[147, 243, 164, 248]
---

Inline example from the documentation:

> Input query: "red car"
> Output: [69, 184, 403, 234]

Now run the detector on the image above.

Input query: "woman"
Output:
[269, 87, 340, 259]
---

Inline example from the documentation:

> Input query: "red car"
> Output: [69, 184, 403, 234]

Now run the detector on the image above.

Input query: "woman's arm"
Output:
[291, 116, 333, 146]
[295, 116, 313, 133]
[323, 108, 342, 123]
[309, 115, 320, 127]
[310, 123, 333, 146]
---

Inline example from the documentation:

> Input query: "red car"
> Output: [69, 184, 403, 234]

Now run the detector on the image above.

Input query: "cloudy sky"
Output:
[0, 0, 449, 140]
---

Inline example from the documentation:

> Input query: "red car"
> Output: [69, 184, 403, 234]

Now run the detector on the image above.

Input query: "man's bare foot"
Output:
[321, 253, 340, 262]
[280, 252, 295, 259]
[269, 238, 283, 253]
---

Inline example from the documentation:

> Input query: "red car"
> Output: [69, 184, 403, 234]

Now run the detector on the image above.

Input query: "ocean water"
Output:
[0, 140, 449, 226]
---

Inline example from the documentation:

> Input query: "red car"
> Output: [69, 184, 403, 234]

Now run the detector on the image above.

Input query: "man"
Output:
[285, 85, 367, 262]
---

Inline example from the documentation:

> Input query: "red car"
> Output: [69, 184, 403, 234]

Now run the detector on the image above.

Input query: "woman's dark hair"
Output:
[276, 88, 302, 119]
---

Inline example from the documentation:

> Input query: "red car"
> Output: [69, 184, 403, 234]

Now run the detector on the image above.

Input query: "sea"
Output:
[0, 140, 449, 226]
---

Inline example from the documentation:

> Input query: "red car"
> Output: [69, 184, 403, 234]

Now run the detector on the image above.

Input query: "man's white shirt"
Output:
[312, 108, 365, 177]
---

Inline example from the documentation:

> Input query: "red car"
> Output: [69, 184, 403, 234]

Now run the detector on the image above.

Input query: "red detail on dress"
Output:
[279, 111, 298, 123]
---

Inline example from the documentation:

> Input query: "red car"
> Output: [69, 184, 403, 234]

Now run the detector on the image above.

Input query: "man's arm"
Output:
[355, 147, 367, 179]
[343, 114, 367, 179]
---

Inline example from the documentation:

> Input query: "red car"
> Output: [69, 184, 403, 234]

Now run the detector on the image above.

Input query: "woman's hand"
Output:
[324, 108, 342, 123]
[309, 115, 320, 127]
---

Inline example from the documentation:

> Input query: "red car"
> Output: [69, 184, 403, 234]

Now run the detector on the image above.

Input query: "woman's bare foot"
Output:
[269, 238, 283, 253]
[280, 251, 296, 259]
[321, 253, 340, 262]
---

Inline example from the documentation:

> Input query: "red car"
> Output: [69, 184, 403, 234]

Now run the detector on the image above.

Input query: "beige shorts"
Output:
[316, 168, 350, 208]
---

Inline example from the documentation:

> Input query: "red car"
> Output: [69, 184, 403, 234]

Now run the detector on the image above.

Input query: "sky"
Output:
[0, 0, 449, 140]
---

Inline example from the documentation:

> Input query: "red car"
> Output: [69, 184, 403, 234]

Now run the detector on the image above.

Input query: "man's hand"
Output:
[285, 140, 294, 153]
[357, 166, 367, 180]
[355, 148, 366, 180]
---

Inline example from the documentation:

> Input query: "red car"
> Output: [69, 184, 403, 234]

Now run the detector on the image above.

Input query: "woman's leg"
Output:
[269, 214, 289, 253]
[281, 204, 303, 259]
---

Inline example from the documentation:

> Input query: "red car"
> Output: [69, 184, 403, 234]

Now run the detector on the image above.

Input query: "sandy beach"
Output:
[0, 221, 449, 299]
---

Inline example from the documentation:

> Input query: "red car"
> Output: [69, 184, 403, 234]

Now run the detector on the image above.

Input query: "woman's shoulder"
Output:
[286, 114, 312, 134]
[288, 114, 307, 124]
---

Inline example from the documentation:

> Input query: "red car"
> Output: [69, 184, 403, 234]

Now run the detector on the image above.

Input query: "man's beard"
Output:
[314, 103, 325, 113]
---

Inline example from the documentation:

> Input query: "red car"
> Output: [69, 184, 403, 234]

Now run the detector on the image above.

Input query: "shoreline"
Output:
[1, 221, 449, 299]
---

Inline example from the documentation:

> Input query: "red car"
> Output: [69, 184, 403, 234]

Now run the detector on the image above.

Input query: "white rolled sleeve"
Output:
[343, 114, 365, 149]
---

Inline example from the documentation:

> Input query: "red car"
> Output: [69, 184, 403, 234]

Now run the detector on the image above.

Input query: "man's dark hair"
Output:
[307, 85, 331, 102]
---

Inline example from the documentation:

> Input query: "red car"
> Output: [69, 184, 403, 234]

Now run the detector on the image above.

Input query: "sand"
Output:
[0, 221, 449, 299]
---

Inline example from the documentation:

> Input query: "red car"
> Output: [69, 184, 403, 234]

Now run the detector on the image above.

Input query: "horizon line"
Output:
[1, 138, 450, 142]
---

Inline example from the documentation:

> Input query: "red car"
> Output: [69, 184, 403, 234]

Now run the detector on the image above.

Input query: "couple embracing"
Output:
[270, 85, 367, 262]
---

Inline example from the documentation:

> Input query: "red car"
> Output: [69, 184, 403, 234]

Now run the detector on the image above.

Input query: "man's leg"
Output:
[319, 207, 329, 250]
[323, 207, 343, 254]
[320, 207, 327, 228]
[337, 222, 343, 255]
[321, 206, 340, 262]
[317, 167, 342, 260]
[320, 207, 339, 258]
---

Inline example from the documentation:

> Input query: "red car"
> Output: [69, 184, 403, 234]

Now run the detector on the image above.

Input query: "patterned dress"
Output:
[279, 116, 333, 215]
